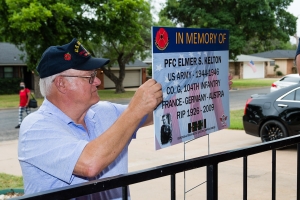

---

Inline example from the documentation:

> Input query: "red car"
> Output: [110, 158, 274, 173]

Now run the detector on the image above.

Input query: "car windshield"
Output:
[280, 77, 300, 83]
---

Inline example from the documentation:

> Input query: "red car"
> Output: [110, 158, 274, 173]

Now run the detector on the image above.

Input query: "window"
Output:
[296, 89, 300, 101]
[270, 61, 275, 66]
[282, 91, 295, 100]
[279, 76, 300, 83]
[4, 67, 13, 78]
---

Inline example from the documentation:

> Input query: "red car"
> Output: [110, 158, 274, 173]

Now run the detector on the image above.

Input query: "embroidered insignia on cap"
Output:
[75, 41, 90, 57]
[64, 53, 71, 61]
[79, 50, 89, 57]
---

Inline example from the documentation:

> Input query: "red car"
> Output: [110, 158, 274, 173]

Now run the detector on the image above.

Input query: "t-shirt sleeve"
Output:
[18, 114, 88, 184]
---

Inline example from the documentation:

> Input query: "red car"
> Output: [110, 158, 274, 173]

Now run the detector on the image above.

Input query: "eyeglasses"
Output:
[61, 71, 98, 84]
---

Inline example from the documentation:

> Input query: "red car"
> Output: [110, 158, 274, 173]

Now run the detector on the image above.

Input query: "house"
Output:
[99, 60, 149, 89]
[250, 50, 297, 76]
[229, 54, 274, 79]
[0, 42, 149, 90]
[0, 42, 34, 89]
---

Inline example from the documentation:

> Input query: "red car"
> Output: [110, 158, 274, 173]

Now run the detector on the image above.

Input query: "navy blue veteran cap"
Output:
[37, 38, 110, 78]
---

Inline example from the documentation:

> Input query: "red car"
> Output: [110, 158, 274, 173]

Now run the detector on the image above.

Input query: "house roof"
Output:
[250, 50, 296, 59]
[123, 59, 149, 68]
[0, 42, 149, 68]
[230, 54, 274, 62]
[0, 42, 26, 65]
[143, 56, 152, 64]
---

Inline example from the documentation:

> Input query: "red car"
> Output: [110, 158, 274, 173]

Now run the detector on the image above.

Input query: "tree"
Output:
[154, 10, 176, 27]
[0, 0, 97, 70]
[0, 0, 153, 94]
[161, 0, 297, 59]
[86, 0, 153, 93]
[0, 0, 98, 96]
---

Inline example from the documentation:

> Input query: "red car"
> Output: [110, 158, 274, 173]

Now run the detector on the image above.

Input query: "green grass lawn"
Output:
[0, 90, 135, 109]
[231, 78, 275, 89]
[229, 109, 244, 130]
[0, 173, 23, 190]
[0, 78, 275, 109]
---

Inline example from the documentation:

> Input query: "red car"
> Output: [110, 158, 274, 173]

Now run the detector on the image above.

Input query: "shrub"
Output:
[276, 71, 283, 76]
[0, 78, 23, 94]
[147, 65, 152, 76]
[273, 64, 279, 72]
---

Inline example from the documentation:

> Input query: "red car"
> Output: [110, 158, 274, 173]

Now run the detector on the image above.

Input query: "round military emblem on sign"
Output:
[155, 28, 169, 51]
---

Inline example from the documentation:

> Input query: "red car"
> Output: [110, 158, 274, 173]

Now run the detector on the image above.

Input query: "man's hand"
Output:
[128, 79, 162, 117]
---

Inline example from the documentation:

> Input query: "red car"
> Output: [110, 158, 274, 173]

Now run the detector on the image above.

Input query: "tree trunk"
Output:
[115, 80, 125, 93]
[102, 66, 126, 93]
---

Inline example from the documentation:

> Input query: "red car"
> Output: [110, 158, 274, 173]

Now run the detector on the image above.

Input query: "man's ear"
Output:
[53, 76, 67, 94]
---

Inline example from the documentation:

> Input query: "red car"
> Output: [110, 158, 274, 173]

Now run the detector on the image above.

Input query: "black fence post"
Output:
[171, 174, 176, 200]
[272, 149, 276, 200]
[297, 143, 300, 200]
[243, 156, 247, 200]
[122, 186, 128, 200]
[207, 164, 218, 200]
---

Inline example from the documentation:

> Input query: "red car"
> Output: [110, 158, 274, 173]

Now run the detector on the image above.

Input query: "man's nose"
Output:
[94, 76, 101, 86]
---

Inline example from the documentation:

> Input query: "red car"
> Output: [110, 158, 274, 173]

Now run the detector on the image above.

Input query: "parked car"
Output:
[270, 74, 300, 92]
[243, 83, 300, 143]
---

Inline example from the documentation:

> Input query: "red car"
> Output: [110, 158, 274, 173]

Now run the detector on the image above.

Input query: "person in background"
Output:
[15, 82, 30, 129]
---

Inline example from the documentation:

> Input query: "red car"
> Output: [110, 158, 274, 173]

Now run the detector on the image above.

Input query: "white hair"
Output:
[39, 74, 59, 97]
[39, 69, 76, 97]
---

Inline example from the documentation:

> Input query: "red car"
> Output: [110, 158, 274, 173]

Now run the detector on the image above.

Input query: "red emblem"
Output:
[64, 53, 71, 61]
[155, 28, 169, 51]
[220, 114, 228, 126]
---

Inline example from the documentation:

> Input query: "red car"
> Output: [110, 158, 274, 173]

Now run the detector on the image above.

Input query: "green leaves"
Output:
[9, 3, 53, 31]
[162, 0, 297, 58]
[0, 0, 153, 93]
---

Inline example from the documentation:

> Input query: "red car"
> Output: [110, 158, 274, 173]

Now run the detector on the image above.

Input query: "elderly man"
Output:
[18, 38, 162, 199]
[18, 38, 233, 200]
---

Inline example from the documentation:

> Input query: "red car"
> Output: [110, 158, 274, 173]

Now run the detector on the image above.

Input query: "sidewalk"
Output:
[0, 139, 21, 176]
[0, 126, 298, 199]
[129, 126, 297, 200]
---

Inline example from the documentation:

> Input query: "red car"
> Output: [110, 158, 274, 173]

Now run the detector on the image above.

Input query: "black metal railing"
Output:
[13, 134, 300, 200]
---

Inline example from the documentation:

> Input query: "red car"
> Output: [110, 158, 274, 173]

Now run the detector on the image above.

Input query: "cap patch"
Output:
[75, 41, 90, 57]
[64, 53, 71, 61]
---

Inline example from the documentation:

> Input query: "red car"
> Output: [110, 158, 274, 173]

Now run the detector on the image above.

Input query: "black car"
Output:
[243, 83, 300, 142]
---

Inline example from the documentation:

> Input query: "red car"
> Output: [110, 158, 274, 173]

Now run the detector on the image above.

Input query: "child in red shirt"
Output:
[15, 82, 31, 129]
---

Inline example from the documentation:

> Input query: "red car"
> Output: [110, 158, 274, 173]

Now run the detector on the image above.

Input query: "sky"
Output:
[151, 0, 300, 44]
[287, 0, 300, 44]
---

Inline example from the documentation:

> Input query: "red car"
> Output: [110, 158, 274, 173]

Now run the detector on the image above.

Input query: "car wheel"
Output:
[260, 120, 288, 143]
